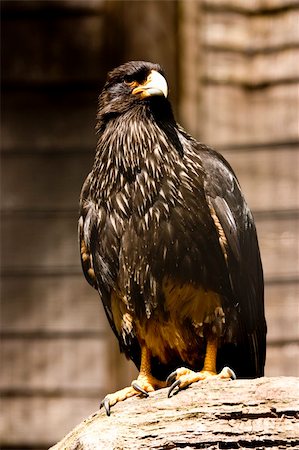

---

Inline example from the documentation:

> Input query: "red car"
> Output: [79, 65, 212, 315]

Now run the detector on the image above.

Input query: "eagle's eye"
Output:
[124, 69, 148, 86]
[124, 76, 139, 89]
[124, 74, 136, 84]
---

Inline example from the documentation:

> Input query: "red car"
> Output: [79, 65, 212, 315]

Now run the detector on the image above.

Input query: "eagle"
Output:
[79, 61, 266, 415]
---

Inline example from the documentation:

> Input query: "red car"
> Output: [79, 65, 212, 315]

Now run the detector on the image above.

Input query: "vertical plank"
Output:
[121, 0, 179, 110]
[178, 0, 202, 137]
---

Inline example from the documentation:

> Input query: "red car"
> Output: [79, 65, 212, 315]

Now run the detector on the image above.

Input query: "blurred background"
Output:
[1, 0, 298, 448]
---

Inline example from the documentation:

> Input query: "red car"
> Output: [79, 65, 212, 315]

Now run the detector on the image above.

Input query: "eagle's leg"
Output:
[167, 337, 236, 398]
[100, 346, 166, 415]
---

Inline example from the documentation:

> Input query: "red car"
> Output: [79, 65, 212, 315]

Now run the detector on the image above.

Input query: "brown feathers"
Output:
[79, 61, 266, 379]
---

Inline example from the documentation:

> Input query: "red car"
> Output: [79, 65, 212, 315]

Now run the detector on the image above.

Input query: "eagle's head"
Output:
[95, 61, 184, 159]
[97, 61, 173, 124]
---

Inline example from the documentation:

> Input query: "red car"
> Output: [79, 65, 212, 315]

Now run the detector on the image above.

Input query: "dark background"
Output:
[1, 0, 299, 448]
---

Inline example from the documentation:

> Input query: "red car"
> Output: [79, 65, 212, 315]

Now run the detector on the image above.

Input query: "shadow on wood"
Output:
[50, 377, 299, 449]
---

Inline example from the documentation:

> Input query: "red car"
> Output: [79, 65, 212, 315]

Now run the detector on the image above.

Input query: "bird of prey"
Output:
[79, 61, 266, 415]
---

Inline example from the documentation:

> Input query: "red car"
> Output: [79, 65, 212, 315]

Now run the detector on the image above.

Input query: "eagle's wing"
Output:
[78, 172, 141, 366]
[200, 145, 266, 377]
[78, 172, 120, 335]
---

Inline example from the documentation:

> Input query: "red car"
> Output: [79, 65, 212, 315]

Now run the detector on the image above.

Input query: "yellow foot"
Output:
[166, 366, 236, 398]
[100, 374, 166, 416]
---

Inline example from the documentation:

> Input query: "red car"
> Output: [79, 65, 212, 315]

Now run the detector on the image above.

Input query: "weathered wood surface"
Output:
[203, 48, 299, 85]
[50, 377, 299, 450]
[1, 90, 97, 153]
[2, 15, 105, 84]
[222, 147, 299, 212]
[267, 345, 299, 377]
[203, 0, 299, 13]
[106, 0, 179, 110]
[1, 0, 105, 13]
[1, 153, 92, 211]
[0, 397, 106, 449]
[200, 84, 299, 146]
[203, 8, 299, 51]
[178, 0, 201, 138]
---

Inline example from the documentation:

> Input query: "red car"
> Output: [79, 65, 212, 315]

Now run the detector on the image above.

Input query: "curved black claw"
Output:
[100, 397, 111, 416]
[168, 379, 181, 398]
[166, 370, 178, 386]
[131, 382, 149, 397]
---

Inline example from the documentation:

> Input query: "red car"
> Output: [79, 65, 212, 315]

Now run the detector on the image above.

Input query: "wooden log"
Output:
[50, 377, 299, 450]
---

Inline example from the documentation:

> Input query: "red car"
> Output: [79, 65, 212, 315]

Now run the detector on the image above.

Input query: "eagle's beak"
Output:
[132, 70, 168, 99]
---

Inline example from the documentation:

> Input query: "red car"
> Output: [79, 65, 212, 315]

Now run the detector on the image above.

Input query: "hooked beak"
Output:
[132, 70, 168, 99]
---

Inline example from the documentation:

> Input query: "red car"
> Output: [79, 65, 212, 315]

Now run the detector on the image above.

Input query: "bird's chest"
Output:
[112, 277, 225, 367]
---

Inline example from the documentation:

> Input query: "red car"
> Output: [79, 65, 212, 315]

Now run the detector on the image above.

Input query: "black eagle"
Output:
[79, 61, 267, 415]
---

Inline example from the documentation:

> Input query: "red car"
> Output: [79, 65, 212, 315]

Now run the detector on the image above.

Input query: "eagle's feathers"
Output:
[79, 61, 266, 385]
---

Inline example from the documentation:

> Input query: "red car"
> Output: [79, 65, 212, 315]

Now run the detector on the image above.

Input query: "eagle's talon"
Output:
[166, 370, 178, 386]
[100, 397, 111, 416]
[168, 379, 181, 398]
[221, 366, 237, 380]
[132, 381, 150, 397]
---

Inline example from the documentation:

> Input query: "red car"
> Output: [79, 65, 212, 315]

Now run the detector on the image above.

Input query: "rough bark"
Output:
[50, 377, 299, 450]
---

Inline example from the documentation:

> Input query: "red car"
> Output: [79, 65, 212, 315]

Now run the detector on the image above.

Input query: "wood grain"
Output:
[203, 48, 299, 85]
[0, 397, 102, 448]
[202, 9, 299, 51]
[1, 153, 93, 211]
[200, 83, 299, 146]
[50, 377, 299, 450]
[266, 344, 299, 376]
[0, 338, 111, 392]
[1, 0, 105, 13]
[265, 282, 299, 343]
[203, 0, 299, 14]
[1, 275, 103, 333]
[1, 90, 97, 153]
[222, 147, 299, 212]
[2, 15, 105, 84]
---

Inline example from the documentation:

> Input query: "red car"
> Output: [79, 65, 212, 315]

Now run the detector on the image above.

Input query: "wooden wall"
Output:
[179, 0, 299, 378]
[1, 1, 178, 448]
[1, 0, 298, 448]
[1, 2, 108, 448]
